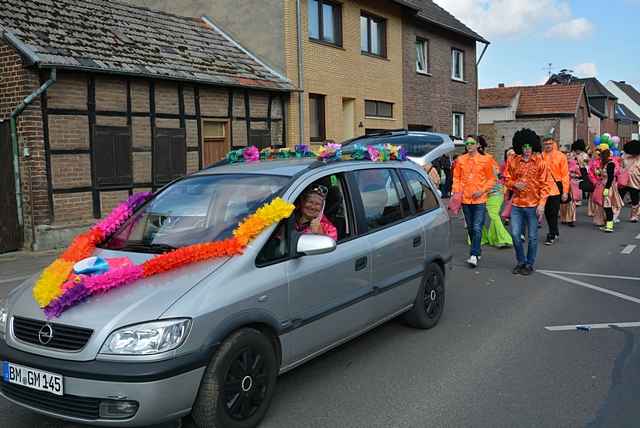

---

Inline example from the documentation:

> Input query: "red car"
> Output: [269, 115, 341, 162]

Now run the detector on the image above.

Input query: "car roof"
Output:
[192, 157, 421, 178]
[342, 131, 448, 147]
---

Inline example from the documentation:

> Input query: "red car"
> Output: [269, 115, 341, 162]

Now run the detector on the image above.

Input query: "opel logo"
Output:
[38, 324, 54, 345]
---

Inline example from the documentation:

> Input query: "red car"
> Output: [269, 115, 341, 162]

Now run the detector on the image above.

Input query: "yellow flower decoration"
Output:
[233, 198, 294, 246]
[32, 259, 74, 308]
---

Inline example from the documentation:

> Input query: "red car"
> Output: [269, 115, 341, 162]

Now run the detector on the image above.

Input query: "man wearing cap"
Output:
[452, 137, 496, 268]
[541, 134, 570, 245]
[504, 129, 552, 275]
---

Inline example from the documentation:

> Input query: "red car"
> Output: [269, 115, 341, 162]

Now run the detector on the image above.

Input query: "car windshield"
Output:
[343, 134, 443, 158]
[101, 174, 290, 252]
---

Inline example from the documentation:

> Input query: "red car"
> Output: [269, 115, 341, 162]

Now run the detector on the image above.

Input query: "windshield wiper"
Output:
[118, 242, 177, 254]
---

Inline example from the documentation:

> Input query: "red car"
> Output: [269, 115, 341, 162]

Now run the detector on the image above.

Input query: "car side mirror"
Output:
[296, 234, 336, 256]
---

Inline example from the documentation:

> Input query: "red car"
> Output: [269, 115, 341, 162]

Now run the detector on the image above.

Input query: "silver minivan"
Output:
[0, 157, 452, 428]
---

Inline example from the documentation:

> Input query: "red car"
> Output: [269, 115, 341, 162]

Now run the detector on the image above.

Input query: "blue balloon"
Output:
[594, 135, 601, 145]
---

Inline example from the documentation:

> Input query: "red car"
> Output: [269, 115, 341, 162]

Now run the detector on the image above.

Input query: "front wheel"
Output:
[403, 263, 445, 329]
[191, 328, 278, 428]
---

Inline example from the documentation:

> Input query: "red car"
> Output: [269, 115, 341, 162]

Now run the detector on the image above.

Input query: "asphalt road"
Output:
[1, 206, 639, 428]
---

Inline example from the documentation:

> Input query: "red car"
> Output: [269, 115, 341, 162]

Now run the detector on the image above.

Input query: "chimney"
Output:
[498, 83, 505, 88]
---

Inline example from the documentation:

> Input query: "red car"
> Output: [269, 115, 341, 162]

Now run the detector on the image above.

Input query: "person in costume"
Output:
[541, 135, 570, 245]
[621, 140, 640, 222]
[481, 162, 513, 248]
[452, 137, 496, 268]
[503, 129, 551, 275]
[595, 146, 623, 232]
[560, 156, 580, 226]
[567, 139, 590, 207]
[294, 185, 337, 240]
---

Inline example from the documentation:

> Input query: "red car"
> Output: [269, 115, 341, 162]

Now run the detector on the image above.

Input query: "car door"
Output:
[351, 168, 425, 322]
[399, 168, 451, 268]
[280, 172, 372, 366]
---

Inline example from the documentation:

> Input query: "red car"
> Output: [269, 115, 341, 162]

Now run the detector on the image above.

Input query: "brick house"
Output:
[614, 104, 640, 145]
[607, 80, 640, 137]
[547, 76, 618, 137]
[129, 0, 486, 144]
[479, 84, 590, 156]
[0, 0, 293, 252]
[401, 0, 489, 138]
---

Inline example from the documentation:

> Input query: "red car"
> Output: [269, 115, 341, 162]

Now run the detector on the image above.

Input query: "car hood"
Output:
[8, 249, 230, 332]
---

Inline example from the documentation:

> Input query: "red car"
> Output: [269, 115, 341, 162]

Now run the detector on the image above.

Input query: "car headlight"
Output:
[0, 299, 7, 338]
[100, 319, 191, 355]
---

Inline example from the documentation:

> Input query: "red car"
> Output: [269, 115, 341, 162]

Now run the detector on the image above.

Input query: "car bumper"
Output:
[0, 339, 214, 426]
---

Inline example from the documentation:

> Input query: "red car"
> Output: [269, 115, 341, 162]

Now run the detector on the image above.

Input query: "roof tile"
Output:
[402, 0, 488, 43]
[480, 84, 585, 117]
[479, 87, 519, 108]
[613, 81, 640, 108]
[0, 0, 293, 91]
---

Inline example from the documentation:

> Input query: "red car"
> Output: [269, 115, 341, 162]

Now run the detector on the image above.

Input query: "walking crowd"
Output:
[447, 128, 640, 275]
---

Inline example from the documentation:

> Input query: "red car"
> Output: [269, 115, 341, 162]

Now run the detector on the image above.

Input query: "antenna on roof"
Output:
[543, 63, 555, 77]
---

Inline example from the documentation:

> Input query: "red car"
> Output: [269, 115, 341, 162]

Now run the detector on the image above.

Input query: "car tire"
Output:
[190, 328, 278, 428]
[403, 263, 445, 329]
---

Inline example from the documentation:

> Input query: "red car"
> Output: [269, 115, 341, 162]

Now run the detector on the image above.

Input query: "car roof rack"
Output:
[346, 129, 409, 143]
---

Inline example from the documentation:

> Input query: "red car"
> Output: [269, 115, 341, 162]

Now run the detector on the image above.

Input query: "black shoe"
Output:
[544, 235, 555, 246]
[568, 222, 575, 227]
[512, 264, 525, 275]
[521, 265, 534, 275]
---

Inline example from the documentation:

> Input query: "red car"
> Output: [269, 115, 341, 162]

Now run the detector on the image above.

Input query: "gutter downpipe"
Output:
[10, 68, 57, 230]
[295, 0, 305, 145]
[476, 42, 489, 135]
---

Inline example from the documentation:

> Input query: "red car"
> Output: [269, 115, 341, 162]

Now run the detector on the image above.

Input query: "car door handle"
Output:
[413, 236, 422, 247]
[355, 257, 368, 271]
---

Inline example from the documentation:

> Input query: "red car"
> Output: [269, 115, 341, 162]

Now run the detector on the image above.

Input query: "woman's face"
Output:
[506, 149, 515, 158]
[300, 193, 324, 220]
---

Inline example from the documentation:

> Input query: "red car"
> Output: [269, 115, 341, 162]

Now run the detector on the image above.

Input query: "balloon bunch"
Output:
[594, 133, 622, 156]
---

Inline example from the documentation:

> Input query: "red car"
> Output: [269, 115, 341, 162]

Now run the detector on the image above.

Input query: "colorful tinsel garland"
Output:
[33, 193, 294, 318]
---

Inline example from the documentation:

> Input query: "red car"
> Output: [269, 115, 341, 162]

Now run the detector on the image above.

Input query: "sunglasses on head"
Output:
[309, 184, 328, 197]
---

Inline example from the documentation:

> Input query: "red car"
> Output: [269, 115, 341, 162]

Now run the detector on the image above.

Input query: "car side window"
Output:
[401, 169, 439, 213]
[256, 221, 289, 266]
[354, 169, 404, 231]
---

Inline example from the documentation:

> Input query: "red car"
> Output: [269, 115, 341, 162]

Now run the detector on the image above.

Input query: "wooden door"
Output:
[202, 121, 229, 167]
[0, 121, 21, 252]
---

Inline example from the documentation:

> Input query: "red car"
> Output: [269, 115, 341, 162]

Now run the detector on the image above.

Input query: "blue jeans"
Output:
[462, 203, 486, 257]
[510, 206, 539, 267]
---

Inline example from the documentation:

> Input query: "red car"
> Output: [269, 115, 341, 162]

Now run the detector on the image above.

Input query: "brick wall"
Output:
[0, 40, 50, 248]
[478, 123, 498, 158]
[493, 118, 560, 156]
[403, 19, 478, 136]
[298, 0, 405, 144]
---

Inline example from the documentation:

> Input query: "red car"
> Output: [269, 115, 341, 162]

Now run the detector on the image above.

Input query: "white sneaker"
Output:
[467, 255, 478, 267]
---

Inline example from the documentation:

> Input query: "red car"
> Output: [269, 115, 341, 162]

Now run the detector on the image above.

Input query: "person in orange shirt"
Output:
[504, 129, 551, 275]
[541, 135, 570, 245]
[452, 137, 496, 268]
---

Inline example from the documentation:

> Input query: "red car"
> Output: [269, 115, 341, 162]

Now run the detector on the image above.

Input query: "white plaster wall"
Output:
[606, 82, 640, 121]
[559, 117, 574, 147]
[479, 107, 512, 124]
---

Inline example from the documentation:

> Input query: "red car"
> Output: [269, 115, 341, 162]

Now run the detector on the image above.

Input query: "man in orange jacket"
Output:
[452, 137, 496, 268]
[504, 129, 552, 275]
[541, 135, 570, 245]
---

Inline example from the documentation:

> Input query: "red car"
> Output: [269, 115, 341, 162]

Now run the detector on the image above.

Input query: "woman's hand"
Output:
[310, 218, 322, 234]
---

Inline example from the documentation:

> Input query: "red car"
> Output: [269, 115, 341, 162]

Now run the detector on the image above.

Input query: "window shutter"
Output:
[154, 128, 186, 185]
[94, 126, 132, 187]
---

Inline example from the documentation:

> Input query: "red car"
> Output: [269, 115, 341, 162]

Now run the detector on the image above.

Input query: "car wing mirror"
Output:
[296, 234, 336, 257]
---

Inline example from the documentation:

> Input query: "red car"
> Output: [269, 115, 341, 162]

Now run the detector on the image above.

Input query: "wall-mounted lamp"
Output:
[358, 121, 363, 128]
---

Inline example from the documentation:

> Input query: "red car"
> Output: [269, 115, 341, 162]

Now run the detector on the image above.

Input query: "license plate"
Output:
[2, 361, 63, 396]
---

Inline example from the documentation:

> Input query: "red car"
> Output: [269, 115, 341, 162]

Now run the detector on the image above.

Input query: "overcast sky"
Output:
[434, 0, 640, 89]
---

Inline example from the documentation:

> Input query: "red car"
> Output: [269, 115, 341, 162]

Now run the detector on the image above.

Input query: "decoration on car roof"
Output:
[226, 142, 408, 164]
[32, 193, 295, 318]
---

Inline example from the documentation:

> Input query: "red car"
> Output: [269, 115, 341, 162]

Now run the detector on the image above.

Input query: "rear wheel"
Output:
[403, 263, 445, 329]
[191, 328, 278, 428]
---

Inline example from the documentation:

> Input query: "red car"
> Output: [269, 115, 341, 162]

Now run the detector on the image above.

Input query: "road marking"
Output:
[538, 270, 640, 282]
[0, 275, 31, 285]
[621, 245, 637, 255]
[539, 271, 640, 305]
[546, 322, 640, 331]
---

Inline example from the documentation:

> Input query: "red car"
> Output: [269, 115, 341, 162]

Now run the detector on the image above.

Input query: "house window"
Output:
[452, 113, 464, 138]
[416, 39, 428, 73]
[93, 125, 132, 187]
[365, 100, 393, 119]
[360, 13, 386, 57]
[452, 49, 464, 81]
[154, 128, 186, 185]
[308, 0, 342, 45]
[309, 94, 326, 142]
